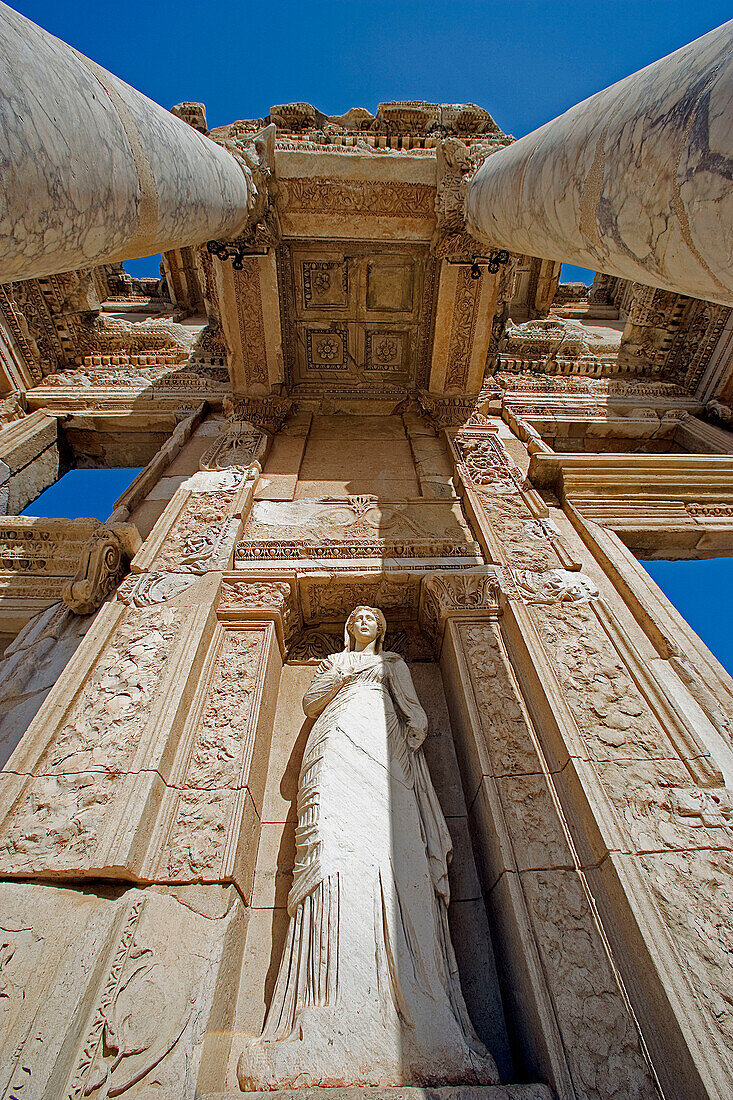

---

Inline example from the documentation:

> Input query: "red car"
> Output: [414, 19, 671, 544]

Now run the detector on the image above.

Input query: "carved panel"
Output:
[454, 620, 660, 1098]
[365, 257, 415, 312]
[237, 496, 482, 564]
[302, 260, 348, 310]
[152, 490, 242, 574]
[233, 259, 268, 387]
[364, 329, 409, 373]
[446, 267, 481, 390]
[305, 325, 349, 371]
[199, 422, 268, 471]
[283, 243, 435, 395]
[0, 606, 180, 873]
[163, 628, 268, 883]
[280, 178, 435, 219]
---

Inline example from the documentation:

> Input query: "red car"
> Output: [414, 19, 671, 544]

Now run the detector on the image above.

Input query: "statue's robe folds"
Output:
[238, 650, 499, 1090]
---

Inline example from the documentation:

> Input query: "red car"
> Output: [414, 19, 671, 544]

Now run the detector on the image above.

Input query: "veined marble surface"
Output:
[0, 2, 253, 282]
[466, 20, 733, 307]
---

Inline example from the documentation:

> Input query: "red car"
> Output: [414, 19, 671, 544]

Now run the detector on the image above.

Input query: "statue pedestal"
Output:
[204, 1087, 553, 1100]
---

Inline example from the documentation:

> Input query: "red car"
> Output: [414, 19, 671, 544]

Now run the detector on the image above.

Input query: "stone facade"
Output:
[0, 31, 731, 1099]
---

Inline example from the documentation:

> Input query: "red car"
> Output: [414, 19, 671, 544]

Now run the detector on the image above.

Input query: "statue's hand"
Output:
[406, 725, 423, 750]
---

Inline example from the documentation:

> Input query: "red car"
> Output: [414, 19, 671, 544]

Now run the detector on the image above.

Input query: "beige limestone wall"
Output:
[0, 405, 727, 1098]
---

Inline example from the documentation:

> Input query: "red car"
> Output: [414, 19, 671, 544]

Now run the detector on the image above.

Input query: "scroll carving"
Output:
[446, 267, 481, 391]
[62, 525, 141, 615]
[116, 571, 198, 608]
[199, 421, 267, 471]
[69, 898, 192, 1099]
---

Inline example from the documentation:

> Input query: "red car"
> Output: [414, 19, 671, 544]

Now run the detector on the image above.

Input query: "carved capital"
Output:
[433, 137, 502, 253]
[218, 574, 300, 653]
[419, 568, 500, 643]
[417, 391, 481, 429]
[62, 524, 141, 615]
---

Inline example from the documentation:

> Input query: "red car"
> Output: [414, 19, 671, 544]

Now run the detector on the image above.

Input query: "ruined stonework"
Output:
[0, 28, 731, 1097]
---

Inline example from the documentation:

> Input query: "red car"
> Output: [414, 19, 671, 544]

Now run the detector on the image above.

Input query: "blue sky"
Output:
[643, 559, 733, 676]
[21, 469, 142, 521]
[13, 1, 731, 139]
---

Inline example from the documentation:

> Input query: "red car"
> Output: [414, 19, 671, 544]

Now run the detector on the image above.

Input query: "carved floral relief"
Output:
[0, 607, 180, 872]
[165, 629, 267, 882]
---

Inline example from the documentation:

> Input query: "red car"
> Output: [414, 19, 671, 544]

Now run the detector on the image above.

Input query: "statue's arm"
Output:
[302, 657, 349, 718]
[390, 658, 428, 749]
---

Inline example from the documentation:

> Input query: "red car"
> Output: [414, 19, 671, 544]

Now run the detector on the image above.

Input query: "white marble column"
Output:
[0, 2, 255, 283]
[465, 20, 733, 307]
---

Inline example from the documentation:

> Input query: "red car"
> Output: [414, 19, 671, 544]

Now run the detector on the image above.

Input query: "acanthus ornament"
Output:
[419, 569, 500, 643]
[218, 577, 298, 644]
[223, 396, 294, 434]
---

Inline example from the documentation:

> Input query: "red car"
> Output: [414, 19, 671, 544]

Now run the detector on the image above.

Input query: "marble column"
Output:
[465, 20, 733, 307]
[0, 2, 256, 283]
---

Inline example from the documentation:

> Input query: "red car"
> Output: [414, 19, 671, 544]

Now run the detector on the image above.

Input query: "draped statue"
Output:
[238, 606, 499, 1090]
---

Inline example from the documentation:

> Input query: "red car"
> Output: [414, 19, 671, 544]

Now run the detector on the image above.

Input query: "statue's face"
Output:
[352, 608, 379, 644]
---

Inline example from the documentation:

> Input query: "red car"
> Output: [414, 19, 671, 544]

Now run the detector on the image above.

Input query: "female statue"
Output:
[238, 606, 498, 1090]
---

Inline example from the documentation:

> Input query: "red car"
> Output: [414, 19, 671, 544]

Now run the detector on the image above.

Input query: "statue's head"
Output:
[344, 605, 387, 652]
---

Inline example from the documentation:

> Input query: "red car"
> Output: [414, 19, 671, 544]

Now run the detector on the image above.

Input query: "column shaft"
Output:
[465, 21, 733, 306]
[0, 3, 254, 282]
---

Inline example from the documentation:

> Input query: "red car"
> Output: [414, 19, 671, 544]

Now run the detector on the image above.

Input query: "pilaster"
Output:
[443, 414, 733, 1099]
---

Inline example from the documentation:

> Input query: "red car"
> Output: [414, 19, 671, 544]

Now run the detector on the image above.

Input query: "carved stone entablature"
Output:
[32, 360, 230, 403]
[223, 396, 294, 434]
[236, 496, 482, 568]
[419, 568, 501, 643]
[686, 502, 733, 517]
[170, 101, 208, 133]
[61, 523, 141, 615]
[497, 372, 693, 401]
[0, 270, 104, 385]
[218, 574, 299, 652]
[496, 314, 620, 376]
[0, 518, 138, 595]
[217, 101, 511, 146]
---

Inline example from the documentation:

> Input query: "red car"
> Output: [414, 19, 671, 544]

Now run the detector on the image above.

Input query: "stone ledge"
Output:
[203, 1087, 553, 1100]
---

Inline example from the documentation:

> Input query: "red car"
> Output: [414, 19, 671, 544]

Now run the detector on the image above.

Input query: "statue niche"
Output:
[238, 605, 499, 1090]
